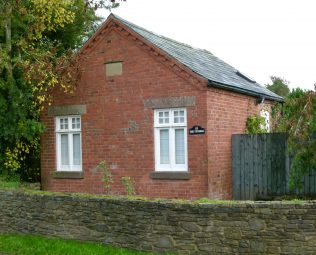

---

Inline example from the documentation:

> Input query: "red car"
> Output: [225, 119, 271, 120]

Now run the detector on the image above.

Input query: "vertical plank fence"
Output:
[232, 133, 316, 200]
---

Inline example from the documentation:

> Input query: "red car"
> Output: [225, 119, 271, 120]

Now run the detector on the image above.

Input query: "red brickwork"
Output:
[206, 89, 271, 199]
[41, 19, 271, 199]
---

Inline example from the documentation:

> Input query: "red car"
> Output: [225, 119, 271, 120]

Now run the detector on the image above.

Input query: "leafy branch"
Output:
[272, 86, 316, 189]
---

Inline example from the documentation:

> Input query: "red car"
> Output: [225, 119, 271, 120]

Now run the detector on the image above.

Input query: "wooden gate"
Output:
[232, 133, 316, 200]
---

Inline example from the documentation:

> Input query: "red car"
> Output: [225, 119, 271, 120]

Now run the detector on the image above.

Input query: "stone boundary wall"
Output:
[0, 190, 316, 254]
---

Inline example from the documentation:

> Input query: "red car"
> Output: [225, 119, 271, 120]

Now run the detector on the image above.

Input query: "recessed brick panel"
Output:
[105, 62, 123, 76]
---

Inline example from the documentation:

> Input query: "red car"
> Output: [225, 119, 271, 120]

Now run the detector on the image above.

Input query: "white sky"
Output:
[99, 0, 316, 90]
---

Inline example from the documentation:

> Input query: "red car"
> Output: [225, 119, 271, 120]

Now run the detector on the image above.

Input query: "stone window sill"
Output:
[52, 171, 84, 179]
[150, 171, 191, 180]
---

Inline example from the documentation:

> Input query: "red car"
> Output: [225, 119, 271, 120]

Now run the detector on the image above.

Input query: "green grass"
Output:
[0, 234, 155, 255]
[193, 197, 239, 204]
[0, 176, 20, 189]
[0, 175, 40, 191]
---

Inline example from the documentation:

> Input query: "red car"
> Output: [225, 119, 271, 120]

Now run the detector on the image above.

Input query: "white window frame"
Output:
[154, 108, 188, 171]
[55, 116, 82, 171]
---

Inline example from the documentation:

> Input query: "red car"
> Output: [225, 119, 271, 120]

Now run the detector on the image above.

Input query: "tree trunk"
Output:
[5, 1, 12, 81]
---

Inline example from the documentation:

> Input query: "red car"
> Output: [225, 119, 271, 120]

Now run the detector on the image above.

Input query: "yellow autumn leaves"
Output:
[19, 1, 77, 110]
[30, 0, 75, 39]
[2, 1, 78, 173]
[4, 139, 39, 173]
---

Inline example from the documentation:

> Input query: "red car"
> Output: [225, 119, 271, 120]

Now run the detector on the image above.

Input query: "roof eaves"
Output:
[208, 80, 284, 102]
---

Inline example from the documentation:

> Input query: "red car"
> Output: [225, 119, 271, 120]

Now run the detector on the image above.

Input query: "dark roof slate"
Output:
[111, 14, 283, 101]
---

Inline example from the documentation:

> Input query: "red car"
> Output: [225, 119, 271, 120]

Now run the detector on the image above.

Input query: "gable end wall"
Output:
[41, 26, 209, 199]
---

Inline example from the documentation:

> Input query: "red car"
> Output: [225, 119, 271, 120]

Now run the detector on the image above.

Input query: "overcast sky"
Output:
[99, 0, 316, 91]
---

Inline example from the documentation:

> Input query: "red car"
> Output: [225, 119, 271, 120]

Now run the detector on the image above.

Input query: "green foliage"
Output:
[99, 161, 113, 194]
[44, 0, 102, 54]
[0, 0, 123, 179]
[121, 176, 136, 196]
[272, 86, 316, 189]
[0, 174, 40, 190]
[193, 197, 237, 204]
[86, 0, 125, 10]
[0, 174, 20, 189]
[0, 234, 155, 255]
[265, 76, 290, 97]
[245, 115, 267, 134]
[0, 1, 105, 179]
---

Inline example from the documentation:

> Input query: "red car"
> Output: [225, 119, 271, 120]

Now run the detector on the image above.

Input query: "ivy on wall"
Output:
[245, 115, 267, 134]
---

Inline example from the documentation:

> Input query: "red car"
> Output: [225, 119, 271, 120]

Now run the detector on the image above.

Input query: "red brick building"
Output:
[41, 14, 282, 199]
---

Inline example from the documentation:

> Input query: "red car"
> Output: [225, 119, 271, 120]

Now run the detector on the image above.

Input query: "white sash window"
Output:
[154, 108, 188, 171]
[56, 116, 82, 171]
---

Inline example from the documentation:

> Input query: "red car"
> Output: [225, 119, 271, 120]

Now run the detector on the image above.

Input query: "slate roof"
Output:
[110, 14, 283, 102]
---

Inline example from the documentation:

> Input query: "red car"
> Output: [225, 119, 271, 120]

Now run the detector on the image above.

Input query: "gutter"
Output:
[208, 80, 284, 103]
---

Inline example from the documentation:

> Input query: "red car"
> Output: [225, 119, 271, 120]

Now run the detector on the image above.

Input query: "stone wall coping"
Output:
[1, 190, 315, 209]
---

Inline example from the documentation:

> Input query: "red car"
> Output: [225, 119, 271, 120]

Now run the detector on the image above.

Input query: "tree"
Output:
[265, 76, 290, 97]
[0, 0, 121, 180]
[272, 85, 316, 189]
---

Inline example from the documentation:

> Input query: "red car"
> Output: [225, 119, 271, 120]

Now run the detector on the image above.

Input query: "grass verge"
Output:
[0, 175, 20, 189]
[0, 175, 40, 191]
[0, 234, 155, 255]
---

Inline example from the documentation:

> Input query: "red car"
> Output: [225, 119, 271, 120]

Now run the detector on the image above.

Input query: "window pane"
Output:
[174, 110, 184, 124]
[60, 119, 64, 129]
[71, 117, 81, 130]
[164, 111, 169, 124]
[61, 134, 69, 165]
[175, 129, 185, 164]
[158, 111, 170, 125]
[160, 129, 169, 164]
[64, 118, 68, 129]
[73, 134, 81, 165]
[173, 110, 185, 124]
